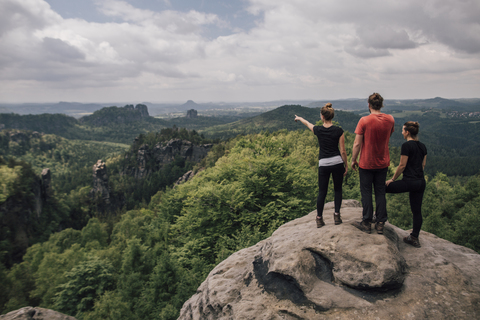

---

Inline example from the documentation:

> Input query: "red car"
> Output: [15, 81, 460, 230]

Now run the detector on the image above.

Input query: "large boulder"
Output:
[179, 200, 480, 319]
[0, 307, 76, 320]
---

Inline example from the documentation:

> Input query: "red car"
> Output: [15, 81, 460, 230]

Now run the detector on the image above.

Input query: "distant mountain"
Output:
[0, 113, 84, 138]
[79, 104, 151, 126]
[182, 100, 199, 108]
[1, 98, 478, 118]
[0, 106, 12, 113]
[0, 102, 108, 117]
[199, 105, 361, 140]
[307, 97, 480, 112]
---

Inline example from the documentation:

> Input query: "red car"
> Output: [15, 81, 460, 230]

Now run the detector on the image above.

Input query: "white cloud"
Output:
[0, 0, 479, 102]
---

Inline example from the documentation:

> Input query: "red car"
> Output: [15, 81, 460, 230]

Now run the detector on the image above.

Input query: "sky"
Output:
[0, 0, 479, 103]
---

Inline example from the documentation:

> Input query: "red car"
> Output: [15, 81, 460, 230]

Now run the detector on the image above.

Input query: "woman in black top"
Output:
[295, 103, 348, 228]
[386, 121, 427, 247]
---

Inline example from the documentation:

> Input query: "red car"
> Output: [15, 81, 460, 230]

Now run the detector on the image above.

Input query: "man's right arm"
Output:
[351, 134, 363, 171]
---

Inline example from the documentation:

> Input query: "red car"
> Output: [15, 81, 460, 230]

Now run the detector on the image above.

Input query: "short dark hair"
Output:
[321, 103, 334, 121]
[368, 93, 384, 110]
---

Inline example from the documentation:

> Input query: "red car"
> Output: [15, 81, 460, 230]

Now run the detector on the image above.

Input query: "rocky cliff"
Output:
[122, 138, 212, 179]
[89, 160, 124, 214]
[0, 307, 76, 320]
[0, 168, 52, 265]
[179, 200, 480, 320]
[79, 104, 150, 126]
[186, 109, 198, 118]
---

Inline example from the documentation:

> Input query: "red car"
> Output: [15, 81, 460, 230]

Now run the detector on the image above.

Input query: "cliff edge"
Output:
[179, 200, 480, 319]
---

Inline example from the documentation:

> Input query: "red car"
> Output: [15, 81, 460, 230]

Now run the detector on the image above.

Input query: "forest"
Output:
[0, 104, 479, 319]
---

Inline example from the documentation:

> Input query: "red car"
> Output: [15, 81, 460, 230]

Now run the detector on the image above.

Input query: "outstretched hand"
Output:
[294, 115, 301, 122]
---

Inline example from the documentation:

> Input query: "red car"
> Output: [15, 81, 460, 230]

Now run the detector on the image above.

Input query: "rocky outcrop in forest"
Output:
[179, 200, 480, 320]
[79, 104, 150, 126]
[122, 138, 212, 179]
[186, 109, 198, 118]
[0, 168, 52, 265]
[89, 160, 110, 204]
[0, 307, 76, 320]
[89, 160, 124, 214]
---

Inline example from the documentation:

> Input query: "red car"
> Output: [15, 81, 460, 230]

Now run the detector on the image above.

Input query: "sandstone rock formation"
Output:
[186, 109, 198, 118]
[179, 200, 480, 320]
[89, 160, 124, 214]
[174, 170, 196, 187]
[0, 307, 76, 320]
[0, 167, 51, 265]
[123, 139, 212, 179]
[79, 104, 150, 126]
[41, 168, 51, 201]
[90, 160, 110, 205]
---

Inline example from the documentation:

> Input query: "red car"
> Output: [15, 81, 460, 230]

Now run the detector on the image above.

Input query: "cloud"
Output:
[0, 0, 479, 102]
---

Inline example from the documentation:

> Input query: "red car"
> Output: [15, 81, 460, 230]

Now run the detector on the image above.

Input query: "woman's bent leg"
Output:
[387, 179, 425, 238]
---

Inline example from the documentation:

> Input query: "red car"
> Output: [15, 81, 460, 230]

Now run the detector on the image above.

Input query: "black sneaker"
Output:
[351, 220, 371, 234]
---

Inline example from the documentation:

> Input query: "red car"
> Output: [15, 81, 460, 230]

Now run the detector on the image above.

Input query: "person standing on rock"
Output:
[295, 103, 348, 228]
[386, 121, 427, 247]
[351, 93, 395, 234]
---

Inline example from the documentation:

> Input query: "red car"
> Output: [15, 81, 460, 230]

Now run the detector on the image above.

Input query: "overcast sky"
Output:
[1, 0, 479, 103]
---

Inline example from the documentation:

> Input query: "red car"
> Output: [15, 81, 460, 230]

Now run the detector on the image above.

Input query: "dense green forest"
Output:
[0, 127, 214, 268]
[1, 128, 480, 319]
[1, 103, 480, 319]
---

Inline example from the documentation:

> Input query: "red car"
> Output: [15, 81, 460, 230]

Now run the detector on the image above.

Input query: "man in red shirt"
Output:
[351, 93, 395, 234]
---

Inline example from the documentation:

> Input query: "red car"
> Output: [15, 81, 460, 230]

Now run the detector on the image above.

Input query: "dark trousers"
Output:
[317, 163, 344, 217]
[359, 167, 388, 223]
[386, 179, 426, 238]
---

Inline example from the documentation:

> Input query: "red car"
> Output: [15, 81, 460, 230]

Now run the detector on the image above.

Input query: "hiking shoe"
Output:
[404, 235, 421, 248]
[334, 213, 342, 225]
[316, 216, 325, 228]
[351, 220, 371, 234]
[375, 221, 385, 234]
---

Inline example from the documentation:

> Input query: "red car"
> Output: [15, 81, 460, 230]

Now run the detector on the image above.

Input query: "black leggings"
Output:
[386, 179, 426, 238]
[317, 163, 344, 217]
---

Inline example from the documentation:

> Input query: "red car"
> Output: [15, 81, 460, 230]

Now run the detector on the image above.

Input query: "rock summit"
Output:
[179, 200, 480, 319]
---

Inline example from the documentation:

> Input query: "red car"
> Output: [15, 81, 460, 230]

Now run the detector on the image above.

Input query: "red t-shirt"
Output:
[354, 113, 395, 169]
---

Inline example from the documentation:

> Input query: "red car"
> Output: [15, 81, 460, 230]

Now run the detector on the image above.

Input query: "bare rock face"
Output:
[90, 160, 110, 205]
[123, 139, 212, 179]
[0, 167, 51, 265]
[186, 109, 198, 118]
[174, 170, 196, 187]
[41, 168, 51, 201]
[0, 307, 76, 320]
[135, 104, 149, 117]
[178, 200, 480, 320]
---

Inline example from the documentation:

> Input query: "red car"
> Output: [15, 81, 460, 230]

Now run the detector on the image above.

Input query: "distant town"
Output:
[445, 111, 480, 118]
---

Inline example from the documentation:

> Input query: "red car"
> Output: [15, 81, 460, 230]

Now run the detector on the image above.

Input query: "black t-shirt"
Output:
[401, 140, 427, 180]
[313, 125, 344, 160]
